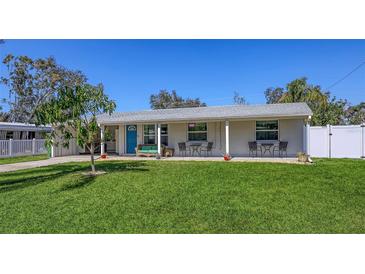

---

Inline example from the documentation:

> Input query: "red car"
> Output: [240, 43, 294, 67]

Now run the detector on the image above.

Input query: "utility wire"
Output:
[326, 60, 365, 90]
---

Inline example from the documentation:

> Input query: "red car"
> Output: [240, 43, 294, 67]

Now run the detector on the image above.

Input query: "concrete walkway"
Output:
[0, 155, 91, 173]
[0, 154, 302, 173]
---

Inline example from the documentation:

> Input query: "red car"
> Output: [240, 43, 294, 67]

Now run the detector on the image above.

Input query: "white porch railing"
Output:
[0, 139, 47, 158]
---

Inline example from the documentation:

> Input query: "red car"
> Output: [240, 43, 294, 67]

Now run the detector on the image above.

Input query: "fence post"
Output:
[9, 139, 13, 157]
[51, 144, 55, 158]
[361, 124, 365, 159]
[327, 124, 332, 158]
[32, 138, 36, 155]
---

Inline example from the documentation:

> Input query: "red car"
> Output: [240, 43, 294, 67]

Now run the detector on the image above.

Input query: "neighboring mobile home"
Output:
[93, 103, 312, 157]
[0, 122, 52, 140]
[0, 122, 52, 158]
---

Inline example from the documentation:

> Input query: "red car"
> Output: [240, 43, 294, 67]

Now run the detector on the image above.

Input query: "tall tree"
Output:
[0, 54, 87, 123]
[313, 97, 347, 126]
[0, 106, 10, 122]
[150, 89, 206, 109]
[36, 84, 116, 174]
[233, 91, 247, 105]
[345, 102, 365, 124]
[264, 87, 284, 104]
[264, 77, 346, 126]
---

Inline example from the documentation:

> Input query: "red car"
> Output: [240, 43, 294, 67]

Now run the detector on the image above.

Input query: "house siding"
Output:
[101, 118, 305, 157]
[279, 119, 304, 156]
[229, 120, 255, 157]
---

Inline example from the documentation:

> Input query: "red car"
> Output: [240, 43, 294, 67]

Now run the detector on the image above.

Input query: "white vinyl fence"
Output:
[309, 124, 365, 158]
[0, 139, 48, 158]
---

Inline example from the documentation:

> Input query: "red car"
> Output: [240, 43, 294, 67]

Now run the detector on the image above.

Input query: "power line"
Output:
[326, 60, 365, 90]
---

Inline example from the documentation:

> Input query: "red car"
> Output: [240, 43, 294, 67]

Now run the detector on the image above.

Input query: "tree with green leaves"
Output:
[233, 91, 247, 105]
[1, 54, 87, 123]
[345, 102, 365, 124]
[36, 84, 116, 174]
[150, 89, 206, 109]
[264, 77, 346, 126]
[264, 87, 284, 104]
[0, 106, 10, 122]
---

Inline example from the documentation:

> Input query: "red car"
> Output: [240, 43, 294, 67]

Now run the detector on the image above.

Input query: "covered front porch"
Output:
[99, 118, 311, 158]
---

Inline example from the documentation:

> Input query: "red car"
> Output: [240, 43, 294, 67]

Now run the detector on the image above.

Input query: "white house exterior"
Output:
[94, 103, 312, 157]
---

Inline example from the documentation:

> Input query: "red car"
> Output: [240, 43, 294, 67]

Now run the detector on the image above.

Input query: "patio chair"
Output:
[248, 141, 262, 157]
[200, 142, 213, 156]
[273, 141, 288, 157]
[178, 142, 189, 156]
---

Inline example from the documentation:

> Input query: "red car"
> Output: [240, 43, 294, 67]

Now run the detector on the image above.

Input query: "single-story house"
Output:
[94, 102, 312, 157]
[0, 122, 52, 140]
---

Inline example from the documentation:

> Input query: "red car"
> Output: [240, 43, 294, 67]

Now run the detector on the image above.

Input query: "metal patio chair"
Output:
[273, 141, 288, 157]
[200, 142, 213, 157]
[248, 141, 262, 157]
[178, 142, 189, 156]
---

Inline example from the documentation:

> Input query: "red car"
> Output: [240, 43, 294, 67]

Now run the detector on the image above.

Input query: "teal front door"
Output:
[126, 125, 137, 154]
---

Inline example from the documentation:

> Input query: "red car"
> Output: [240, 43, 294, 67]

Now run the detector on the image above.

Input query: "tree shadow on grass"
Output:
[58, 161, 149, 192]
[0, 160, 148, 193]
[0, 164, 87, 193]
[58, 173, 98, 191]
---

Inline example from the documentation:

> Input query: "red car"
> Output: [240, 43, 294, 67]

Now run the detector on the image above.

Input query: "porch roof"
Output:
[97, 103, 312, 124]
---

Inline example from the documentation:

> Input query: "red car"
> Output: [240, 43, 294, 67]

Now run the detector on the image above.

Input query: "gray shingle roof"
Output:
[97, 103, 312, 124]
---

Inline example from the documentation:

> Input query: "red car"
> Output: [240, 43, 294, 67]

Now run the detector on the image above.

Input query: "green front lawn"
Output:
[0, 159, 364, 233]
[0, 154, 49, 165]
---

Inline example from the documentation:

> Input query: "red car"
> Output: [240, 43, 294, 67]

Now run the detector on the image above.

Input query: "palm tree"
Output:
[278, 78, 328, 106]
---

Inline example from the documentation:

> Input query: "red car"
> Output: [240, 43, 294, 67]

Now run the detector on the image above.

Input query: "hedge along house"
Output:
[95, 103, 313, 158]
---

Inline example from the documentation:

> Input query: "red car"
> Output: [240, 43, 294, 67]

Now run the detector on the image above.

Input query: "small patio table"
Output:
[189, 143, 202, 156]
[260, 143, 274, 156]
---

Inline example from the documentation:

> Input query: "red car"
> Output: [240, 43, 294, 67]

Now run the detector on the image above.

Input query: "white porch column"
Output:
[118, 125, 123, 155]
[304, 120, 310, 155]
[157, 123, 161, 156]
[225, 120, 230, 155]
[100, 125, 105, 155]
[306, 119, 311, 155]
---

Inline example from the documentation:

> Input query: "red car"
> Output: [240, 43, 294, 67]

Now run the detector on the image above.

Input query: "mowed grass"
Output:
[0, 154, 48, 165]
[0, 159, 364, 233]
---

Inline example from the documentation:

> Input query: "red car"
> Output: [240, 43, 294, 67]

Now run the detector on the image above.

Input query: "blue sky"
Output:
[1, 40, 364, 112]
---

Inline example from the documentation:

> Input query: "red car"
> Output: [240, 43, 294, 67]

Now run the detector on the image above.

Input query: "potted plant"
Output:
[223, 154, 232, 161]
[297, 152, 309, 162]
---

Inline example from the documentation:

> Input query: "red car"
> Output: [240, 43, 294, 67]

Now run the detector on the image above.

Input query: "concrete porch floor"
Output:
[103, 155, 302, 164]
[0, 154, 304, 173]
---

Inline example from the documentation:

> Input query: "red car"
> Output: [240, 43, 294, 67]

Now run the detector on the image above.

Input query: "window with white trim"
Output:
[187, 122, 207, 141]
[144, 124, 156, 144]
[143, 124, 168, 145]
[160, 124, 168, 146]
[256, 120, 279, 141]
